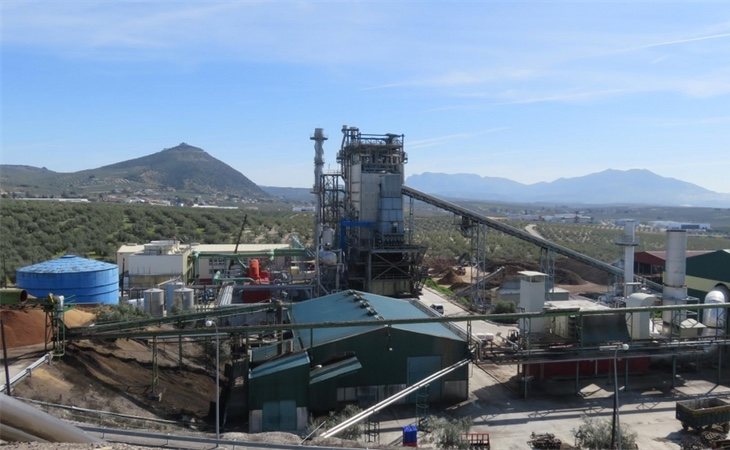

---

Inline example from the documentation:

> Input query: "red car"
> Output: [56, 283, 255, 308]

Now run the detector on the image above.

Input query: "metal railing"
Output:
[1, 352, 51, 394]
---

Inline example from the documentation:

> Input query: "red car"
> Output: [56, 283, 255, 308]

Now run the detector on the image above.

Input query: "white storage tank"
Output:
[626, 293, 657, 340]
[319, 250, 337, 266]
[321, 226, 335, 249]
[144, 288, 164, 317]
[518, 271, 547, 333]
[703, 288, 728, 329]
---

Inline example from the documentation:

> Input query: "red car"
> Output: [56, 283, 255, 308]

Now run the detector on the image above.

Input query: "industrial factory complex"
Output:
[3, 126, 730, 448]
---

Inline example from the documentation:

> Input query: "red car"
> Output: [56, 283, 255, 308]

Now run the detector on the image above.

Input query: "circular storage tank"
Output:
[16, 255, 119, 304]
[125, 298, 145, 312]
[175, 287, 195, 312]
[164, 281, 184, 312]
[704, 289, 728, 329]
[144, 288, 164, 317]
[319, 250, 337, 266]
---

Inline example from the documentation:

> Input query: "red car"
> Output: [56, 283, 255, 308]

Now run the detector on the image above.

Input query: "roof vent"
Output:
[359, 300, 369, 308]
[367, 307, 377, 316]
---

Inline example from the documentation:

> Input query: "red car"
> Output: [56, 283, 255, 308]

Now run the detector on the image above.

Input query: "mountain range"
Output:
[405, 170, 730, 207]
[2, 143, 728, 207]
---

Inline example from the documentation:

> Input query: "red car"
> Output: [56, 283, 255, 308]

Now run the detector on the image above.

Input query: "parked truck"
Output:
[676, 398, 730, 433]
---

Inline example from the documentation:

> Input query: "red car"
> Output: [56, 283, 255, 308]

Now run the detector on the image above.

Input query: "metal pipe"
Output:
[600, 343, 628, 450]
[205, 320, 220, 441]
[1, 317, 10, 395]
[0, 393, 102, 443]
[321, 358, 469, 438]
[0, 423, 49, 442]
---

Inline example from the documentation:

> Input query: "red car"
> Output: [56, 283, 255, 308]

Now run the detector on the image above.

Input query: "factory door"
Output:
[407, 356, 442, 401]
[262, 400, 297, 432]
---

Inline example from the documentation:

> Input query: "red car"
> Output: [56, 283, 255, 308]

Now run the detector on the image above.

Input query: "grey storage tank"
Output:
[16, 255, 119, 304]
[144, 288, 164, 317]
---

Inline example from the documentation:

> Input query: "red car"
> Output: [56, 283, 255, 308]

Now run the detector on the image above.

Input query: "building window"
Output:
[337, 387, 356, 402]
[209, 257, 227, 275]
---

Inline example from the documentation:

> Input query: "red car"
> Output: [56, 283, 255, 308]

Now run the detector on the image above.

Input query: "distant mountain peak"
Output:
[0, 143, 269, 200]
[163, 142, 205, 152]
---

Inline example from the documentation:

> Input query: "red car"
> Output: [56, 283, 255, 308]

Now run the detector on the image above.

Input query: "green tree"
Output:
[428, 416, 472, 450]
[573, 416, 638, 450]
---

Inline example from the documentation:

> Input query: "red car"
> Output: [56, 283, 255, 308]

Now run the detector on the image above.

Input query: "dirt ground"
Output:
[12, 337, 216, 426]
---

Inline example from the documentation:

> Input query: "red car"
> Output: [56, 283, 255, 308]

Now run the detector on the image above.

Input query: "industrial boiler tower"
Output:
[312, 126, 425, 297]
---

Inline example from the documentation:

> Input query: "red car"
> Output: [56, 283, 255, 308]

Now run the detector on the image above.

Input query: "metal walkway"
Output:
[402, 186, 662, 291]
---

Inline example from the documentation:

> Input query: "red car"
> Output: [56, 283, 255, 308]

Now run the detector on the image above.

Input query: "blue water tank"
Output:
[16, 255, 119, 304]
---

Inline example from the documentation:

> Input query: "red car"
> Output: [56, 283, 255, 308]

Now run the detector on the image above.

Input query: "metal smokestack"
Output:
[616, 220, 639, 296]
[311, 128, 327, 296]
[663, 229, 688, 301]
[662, 229, 688, 329]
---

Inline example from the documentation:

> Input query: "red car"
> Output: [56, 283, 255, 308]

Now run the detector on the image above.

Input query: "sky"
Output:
[1, 1, 729, 193]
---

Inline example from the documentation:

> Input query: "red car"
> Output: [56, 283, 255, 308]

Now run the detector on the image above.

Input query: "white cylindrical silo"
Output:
[703, 287, 729, 328]
[144, 288, 164, 317]
[518, 271, 547, 333]
[318, 250, 337, 266]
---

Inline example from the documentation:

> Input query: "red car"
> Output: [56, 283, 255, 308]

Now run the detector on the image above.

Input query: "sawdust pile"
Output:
[0, 309, 46, 348]
[0, 308, 96, 348]
[13, 339, 215, 420]
[438, 269, 463, 285]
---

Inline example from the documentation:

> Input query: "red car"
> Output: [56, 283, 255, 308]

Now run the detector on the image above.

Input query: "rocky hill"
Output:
[1, 143, 269, 201]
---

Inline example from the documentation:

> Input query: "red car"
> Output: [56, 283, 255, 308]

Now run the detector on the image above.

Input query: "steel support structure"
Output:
[402, 186, 663, 292]
[150, 336, 159, 400]
[459, 217, 488, 310]
[539, 247, 555, 294]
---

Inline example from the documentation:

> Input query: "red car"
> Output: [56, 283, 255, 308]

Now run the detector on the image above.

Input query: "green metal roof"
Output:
[249, 351, 310, 379]
[250, 339, 302, 363]
[687, 249, 730, 283]
[291, 290, 465, 348]
[309, 356, 362, 385]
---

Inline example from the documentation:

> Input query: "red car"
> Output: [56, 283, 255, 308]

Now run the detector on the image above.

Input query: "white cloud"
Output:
[408, 128, 508, 150]
[616, 31, 730, 53]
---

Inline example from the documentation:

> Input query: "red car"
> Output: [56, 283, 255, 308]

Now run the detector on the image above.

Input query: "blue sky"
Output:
[2, 1, 729, 192]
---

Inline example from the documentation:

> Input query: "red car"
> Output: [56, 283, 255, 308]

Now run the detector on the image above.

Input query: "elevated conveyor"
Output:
[402, 186, 662, 292]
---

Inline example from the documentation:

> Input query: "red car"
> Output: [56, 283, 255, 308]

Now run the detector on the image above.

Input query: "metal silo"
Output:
[144, 288, 164, 317]
[174, 287, 195, 312]
[16, 255, 119, 304]
[162, 281, 184, 312]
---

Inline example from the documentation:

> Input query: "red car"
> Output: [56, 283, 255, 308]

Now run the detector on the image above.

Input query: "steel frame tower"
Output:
[314, 126, 425, 297]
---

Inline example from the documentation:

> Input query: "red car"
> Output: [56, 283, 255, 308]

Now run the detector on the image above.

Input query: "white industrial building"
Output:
[117, 240, 296, 288]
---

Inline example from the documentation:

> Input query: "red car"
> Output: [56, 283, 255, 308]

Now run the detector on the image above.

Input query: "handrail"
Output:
[0, 353, 51, 394]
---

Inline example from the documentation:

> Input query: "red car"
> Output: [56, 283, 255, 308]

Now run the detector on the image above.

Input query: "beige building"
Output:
[117, 240, 296, 289]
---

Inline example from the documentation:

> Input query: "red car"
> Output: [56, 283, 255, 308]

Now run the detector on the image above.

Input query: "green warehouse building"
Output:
[247, 290, 470, 432]
[686, 249, 730, 300]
